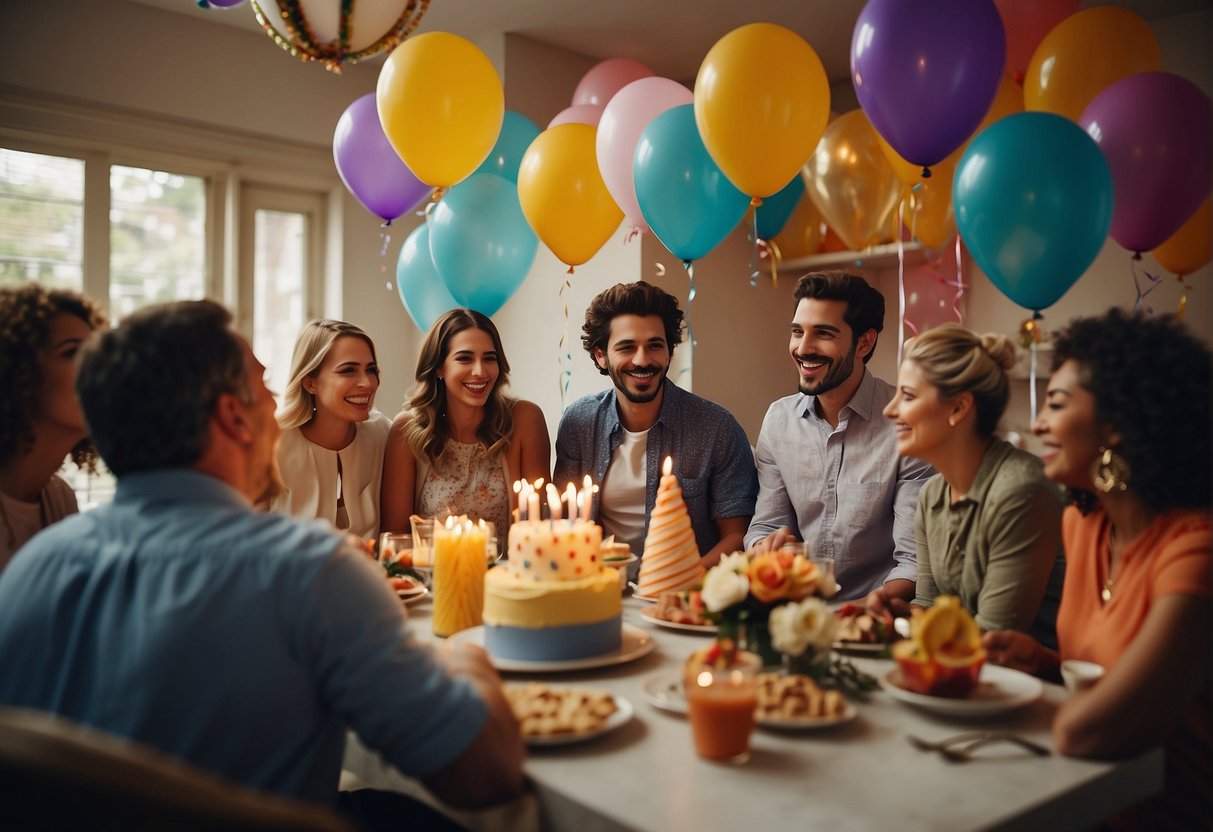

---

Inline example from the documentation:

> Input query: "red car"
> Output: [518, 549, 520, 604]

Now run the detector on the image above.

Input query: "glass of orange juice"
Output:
[684, 651, 760, 764]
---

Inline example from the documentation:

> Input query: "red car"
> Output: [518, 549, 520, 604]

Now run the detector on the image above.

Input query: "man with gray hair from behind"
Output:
[0, 299, 523, 831]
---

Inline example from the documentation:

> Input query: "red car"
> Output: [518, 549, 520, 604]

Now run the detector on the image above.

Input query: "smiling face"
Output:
[35, 312, 94, 442]
[594, 314, 670, 404]
[789, 298, 870, 398]
[439, 327, 500, 411]
[883, 358, 956, 461]
[305, 335, 379, 424]
[1033, 359, 1110, 490]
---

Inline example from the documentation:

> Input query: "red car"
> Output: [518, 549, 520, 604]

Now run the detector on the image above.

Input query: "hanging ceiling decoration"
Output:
[250, 0, 431, 73]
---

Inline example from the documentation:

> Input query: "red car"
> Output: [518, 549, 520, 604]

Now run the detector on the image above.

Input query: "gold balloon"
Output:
[1151, 197, 1212, 277]
[772, 195, 825, 260]
[802, 111, 902, 252]
[1024, 6, 1162, 122]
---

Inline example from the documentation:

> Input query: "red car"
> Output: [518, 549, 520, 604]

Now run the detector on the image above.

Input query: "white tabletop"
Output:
[343, 597, 1163, 832]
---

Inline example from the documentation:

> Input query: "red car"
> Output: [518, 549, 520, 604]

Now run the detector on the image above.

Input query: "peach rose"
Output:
[786, 555, 821, 601]
[747, 553, 791, 603]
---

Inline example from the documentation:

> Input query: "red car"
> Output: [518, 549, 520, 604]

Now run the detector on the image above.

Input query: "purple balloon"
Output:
[1081, 72, 1212, 254]
[203, 0, 247, 7]
[852, 0, 1006, 169]
[333, 94, 432, 222]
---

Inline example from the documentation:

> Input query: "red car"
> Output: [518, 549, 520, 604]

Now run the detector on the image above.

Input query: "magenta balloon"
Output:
[333, 94, 432, 222]
[596, 77, 693, 232]
[548, 104, 603, 129]
[572, 58, 654, 108]
[1080, 72, 1212, 254]
[852, 0, 1006, 168]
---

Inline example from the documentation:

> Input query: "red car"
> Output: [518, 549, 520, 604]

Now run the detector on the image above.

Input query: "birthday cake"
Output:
[636, 469, 705, 597]
[482, 518, 621, 661]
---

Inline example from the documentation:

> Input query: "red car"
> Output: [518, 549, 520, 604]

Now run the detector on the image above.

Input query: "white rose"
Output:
[770, 598, 839, 656]
[700, 564, 750, 613]
[718, 551, 750, 575]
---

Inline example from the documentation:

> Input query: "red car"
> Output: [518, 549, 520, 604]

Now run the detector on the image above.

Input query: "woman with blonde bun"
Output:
[869, 323, 1063, 646]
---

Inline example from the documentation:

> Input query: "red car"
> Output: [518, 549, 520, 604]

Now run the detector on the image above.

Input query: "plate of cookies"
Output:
[753, 672, 857, 730]
[504, 683, 633, 747]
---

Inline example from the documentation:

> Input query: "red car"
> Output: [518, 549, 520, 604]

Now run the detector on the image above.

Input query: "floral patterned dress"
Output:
[416, 439, 512, 534]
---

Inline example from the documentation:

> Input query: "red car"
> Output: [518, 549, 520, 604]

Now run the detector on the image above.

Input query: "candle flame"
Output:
[663, 456, 673, 476]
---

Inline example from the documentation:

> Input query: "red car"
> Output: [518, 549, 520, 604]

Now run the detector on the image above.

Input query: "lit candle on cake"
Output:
[432, 517, 487, 638]
[582, 475, 593, 521]
[546, 483, 562, 521]
[527, 479, 542, 523]
[564, 483, 577, 521]
[513, 479, 525, 521]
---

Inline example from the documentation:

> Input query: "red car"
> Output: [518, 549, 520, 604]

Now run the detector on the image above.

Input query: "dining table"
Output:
[341, 595, 1163, 832]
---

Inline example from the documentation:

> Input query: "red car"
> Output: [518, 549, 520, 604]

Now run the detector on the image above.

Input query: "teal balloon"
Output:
[473, 111, 541, 183]
[428, 173, 538, 317]
[954, 112, 1114, 311]
[756, 175, 805, 240]
[396, 223, 458, 331]
[633, 104, 750, 262]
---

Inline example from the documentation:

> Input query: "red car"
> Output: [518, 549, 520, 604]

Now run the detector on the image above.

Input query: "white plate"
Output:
[449, 623, 656, 673]
[880, 665, 1044, 717]
[639, 608, 716, 635]
[523, 695, 634, 747]
[641, 675, 857, 729]
[628, 587, 660, 603]
[398, 586, 429, 606]
[831, 640, 891, 655]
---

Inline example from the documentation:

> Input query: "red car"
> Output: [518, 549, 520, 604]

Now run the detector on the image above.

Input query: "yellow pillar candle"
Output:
[432, 519, 487, 638]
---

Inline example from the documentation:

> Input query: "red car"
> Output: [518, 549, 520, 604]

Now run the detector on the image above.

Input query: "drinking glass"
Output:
[684, 651, 760, 764]
[410, 516, 436, 568]
[378, 532, 413, 566]
[811, 556, 837, 597]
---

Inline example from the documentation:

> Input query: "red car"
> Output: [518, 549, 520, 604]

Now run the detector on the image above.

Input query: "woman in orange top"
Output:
[984, 309, 1210, 830]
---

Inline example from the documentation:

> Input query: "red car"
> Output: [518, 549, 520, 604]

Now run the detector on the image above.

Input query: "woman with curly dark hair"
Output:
[984, 308, 1210, 830]
[0, 283, 107, 569]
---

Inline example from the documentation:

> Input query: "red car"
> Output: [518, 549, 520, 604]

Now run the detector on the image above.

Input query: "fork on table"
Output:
[907, 732, 1051, 763]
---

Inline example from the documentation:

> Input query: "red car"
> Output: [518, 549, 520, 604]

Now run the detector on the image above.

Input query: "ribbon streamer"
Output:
[1177, 276, 1190, 319]
[680, 261, 696, 382]
[379, 222, 393, 258]
[896, 202, 907, 366]
[1128, 254, 1164, 314]
[951, 234, 966, 325]
[557, 277, 573, 410]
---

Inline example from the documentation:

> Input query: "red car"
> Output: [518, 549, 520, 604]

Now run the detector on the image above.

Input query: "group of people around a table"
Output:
[0, 271, 1207, 831]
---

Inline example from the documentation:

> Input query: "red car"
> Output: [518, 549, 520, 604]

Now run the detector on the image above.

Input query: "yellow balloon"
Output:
[1152, 198, 1211, 277]
[1024, 7, 1162, 122]
[695, 23, 830, 199]
[772, 195, 825, 260]
[376, 32, 504, 188]
[903, 157, 957, 250]
[801, 111, 902, 253]
[517, 123, 623, 268]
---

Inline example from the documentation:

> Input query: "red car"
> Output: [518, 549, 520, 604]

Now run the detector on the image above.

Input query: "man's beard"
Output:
[607, 359, 667, 404]
[796, 342, 857, 397]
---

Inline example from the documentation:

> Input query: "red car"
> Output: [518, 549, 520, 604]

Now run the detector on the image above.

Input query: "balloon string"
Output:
[558, 277, 573, 411]
[746, 205, 761, 287]
[624, 227, 641, 245]
[680, 261, 696, 382]
[379, 224, 392, 258]
[1128, 254, 1164, 314]
[951, 235, 966, 325]
[1177, 276, 1190, 319]
[1028, 311, 1042, 420]
[897, 202, 908, 363]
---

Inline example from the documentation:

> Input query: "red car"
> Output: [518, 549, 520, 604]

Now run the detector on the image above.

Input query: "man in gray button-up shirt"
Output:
[746, 273, 932, 602]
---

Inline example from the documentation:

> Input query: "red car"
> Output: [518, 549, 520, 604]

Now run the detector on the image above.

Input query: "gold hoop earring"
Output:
[1091, 447, 1130, 493]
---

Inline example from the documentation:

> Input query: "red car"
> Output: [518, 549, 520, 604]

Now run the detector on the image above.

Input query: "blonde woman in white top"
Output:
[381, 309, 549, 535]
[271, 320, 391, 539]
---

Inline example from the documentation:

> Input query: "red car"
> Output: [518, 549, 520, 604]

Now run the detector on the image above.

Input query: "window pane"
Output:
[0, 147, 84, 290]
[254, 209, 306, 396]
[110, 165, 206, 320]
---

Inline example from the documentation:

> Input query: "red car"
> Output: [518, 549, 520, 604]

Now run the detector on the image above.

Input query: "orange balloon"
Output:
[1024, 7, 1162, 122]
[820, 226, 847, 254]
[772, 196, 825, 260]
[802, 111, 902, 252]
[1151, 198, 1212, 277]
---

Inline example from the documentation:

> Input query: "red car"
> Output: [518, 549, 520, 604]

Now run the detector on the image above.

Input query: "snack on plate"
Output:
[504, 683, 618, 738]
[387, 575, 420, 594]
[891, 596, 986, 698]
[655, 589, 708, 626]
[755, 673, 846, 720]
[600, 537, 632, 564]
[834, 603, 895, 644]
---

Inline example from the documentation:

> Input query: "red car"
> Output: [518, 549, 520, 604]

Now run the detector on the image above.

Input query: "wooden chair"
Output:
[0, 708, 353, 831]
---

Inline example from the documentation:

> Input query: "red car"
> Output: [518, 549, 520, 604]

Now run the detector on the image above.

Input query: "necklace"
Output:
[1102, 525, 1120, 604]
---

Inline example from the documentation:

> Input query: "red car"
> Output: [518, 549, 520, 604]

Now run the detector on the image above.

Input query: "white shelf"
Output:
[782, 241, 927, 272]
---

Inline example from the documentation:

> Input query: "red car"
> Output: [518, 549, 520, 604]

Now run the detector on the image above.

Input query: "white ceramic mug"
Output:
[1060, 659, 1105, 693]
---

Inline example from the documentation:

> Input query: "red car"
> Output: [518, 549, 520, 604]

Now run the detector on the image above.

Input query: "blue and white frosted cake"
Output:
[482, 518, 621, 661]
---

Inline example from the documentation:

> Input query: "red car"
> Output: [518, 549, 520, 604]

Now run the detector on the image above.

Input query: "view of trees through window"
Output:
[0, 148, 84, 291]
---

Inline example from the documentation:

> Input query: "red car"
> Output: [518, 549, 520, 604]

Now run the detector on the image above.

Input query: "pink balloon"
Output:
[596, 77, 693, 232]
[904, 260, 964, 335]
[1080, 72, 1212, 254]
[994, 0, 1079, 82]
[572, 58, 654, 108]
[548, 104, 603, 128]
